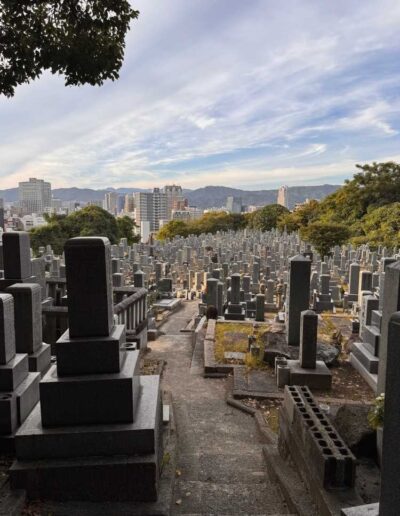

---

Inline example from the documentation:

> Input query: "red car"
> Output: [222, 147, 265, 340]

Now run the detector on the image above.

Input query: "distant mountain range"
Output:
[0, 184, 340, 210]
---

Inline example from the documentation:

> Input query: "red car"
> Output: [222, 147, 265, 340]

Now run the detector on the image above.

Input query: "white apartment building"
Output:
[18, 178, 52, 215]
[135, 189, 168, 233]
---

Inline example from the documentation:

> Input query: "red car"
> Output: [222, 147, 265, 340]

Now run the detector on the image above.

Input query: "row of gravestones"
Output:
[0, 233, 162, 503]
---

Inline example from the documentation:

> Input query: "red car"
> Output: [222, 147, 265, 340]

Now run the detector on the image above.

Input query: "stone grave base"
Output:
[233, 367, 281, 399]
[341, 503, 379, 515]
[286, 360, 332, 390]
[349, 353, 377, 392]
[0, 372, 40, 454]
[28, 343, 51, 376]
[10, 376, 163, 502]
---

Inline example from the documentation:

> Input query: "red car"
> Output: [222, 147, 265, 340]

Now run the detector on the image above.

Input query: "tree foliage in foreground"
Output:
[30, 205, 139, 254]
[0, 1, 139, 97]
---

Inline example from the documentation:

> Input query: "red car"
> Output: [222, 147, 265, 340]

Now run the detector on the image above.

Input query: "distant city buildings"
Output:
[103, 192, 119, 215]
[163, 185, 185, 219]
[277, 185, 289, 209]
[18, 178, 52, 215]
[124, 193, 135, 213]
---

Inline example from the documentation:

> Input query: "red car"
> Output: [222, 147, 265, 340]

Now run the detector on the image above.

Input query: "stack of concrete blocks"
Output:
[11, 237, 163, 502]
[0, 294, 40, 452]
[280, 386, 356, 489]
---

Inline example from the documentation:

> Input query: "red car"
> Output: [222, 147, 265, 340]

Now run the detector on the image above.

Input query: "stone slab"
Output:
[0, 354, 28, 391]
[351, 342, 379, 374]
[10, 452, 159, 502]
[28, 342, 51, 376]
[0, 294, 16, 365]
[350, 353, 377, 392]
[56, 325, 126, 376]
[287, 359, 332, 390]
[15, 372, 40, 425]
[361, 325, 380, 356]
[341, 503, 379, 515]
[0, 392, 17, 434]
[40, 351, 140, 427]
[15, 375, 161, 460]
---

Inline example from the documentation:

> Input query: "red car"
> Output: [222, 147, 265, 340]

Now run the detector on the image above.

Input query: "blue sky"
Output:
[1, 0, 400, 190]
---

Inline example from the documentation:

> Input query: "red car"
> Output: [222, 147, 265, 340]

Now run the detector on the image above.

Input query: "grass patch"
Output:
[214, 321, 269, 365]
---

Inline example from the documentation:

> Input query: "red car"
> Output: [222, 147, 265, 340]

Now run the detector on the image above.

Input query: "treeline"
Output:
[157, 162, 400, 256]
[30, 205, 139, 254]
[156, 204, 290, 241]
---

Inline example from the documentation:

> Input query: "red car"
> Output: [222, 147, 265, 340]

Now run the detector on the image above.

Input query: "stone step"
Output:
[361, 325, 380, 355]
[371, 309, 382, 330]
[349, 353, 377, 393]
[351, 342, 379, 373]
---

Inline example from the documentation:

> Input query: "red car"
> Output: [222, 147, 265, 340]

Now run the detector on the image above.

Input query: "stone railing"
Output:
[113, 287, 148, 340]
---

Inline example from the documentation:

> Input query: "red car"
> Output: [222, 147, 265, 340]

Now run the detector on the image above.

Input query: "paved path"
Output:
[150, 301, 288, 515]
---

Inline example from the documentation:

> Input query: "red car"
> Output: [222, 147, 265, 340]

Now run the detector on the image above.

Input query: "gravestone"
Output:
[0, 294, 40, 452]
[0, 232, 35, 290]
[11, 237, 162, 502]
[6, 284, 51, 376]
[286, 255, 311, 346]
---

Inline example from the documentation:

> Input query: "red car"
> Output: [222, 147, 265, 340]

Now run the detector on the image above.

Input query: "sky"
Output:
[1, 0, 400, 191]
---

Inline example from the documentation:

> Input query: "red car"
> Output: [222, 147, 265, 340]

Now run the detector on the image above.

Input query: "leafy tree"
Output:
[0, 1, 139, 97]
[277, 199, 320, 232]
[248, 204, 289, 232]
[157, 220, 191, 241]
[300, 222, 350, 257]
[116, 216, 139, 246]
[352, 203, 400, 249]
[30, 205, 135, 254]
[318, 162, 400, 226]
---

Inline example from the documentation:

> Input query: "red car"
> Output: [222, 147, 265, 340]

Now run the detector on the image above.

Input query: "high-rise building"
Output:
[135, 189, 168, 233]
[226, 196, 242, 214]
[18, 178, 52, 215]
[277, 185, 289, 209]
[103, 192, 119, 215]
[124, 194, 135, 213]
[163, 185, 185, 219]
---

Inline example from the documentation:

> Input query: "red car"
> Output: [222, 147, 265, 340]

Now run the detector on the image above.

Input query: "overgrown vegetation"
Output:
[30, 205, 139, 254]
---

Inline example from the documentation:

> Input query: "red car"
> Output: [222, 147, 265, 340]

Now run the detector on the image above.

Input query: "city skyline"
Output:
[1, 0, 400, 190]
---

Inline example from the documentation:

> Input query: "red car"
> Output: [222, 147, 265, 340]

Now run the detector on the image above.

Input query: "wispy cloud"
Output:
[0, 0, 400, 190]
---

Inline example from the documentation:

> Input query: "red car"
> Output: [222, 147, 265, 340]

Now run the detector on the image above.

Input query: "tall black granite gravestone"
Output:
[0, 232, 36, 290]
[11, 237, 162, 502]
[0, 294, 40, 452]
[286, 255, 311, 346]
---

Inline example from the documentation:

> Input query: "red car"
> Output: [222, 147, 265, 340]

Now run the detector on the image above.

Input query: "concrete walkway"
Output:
[150, 301, 288, 515]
